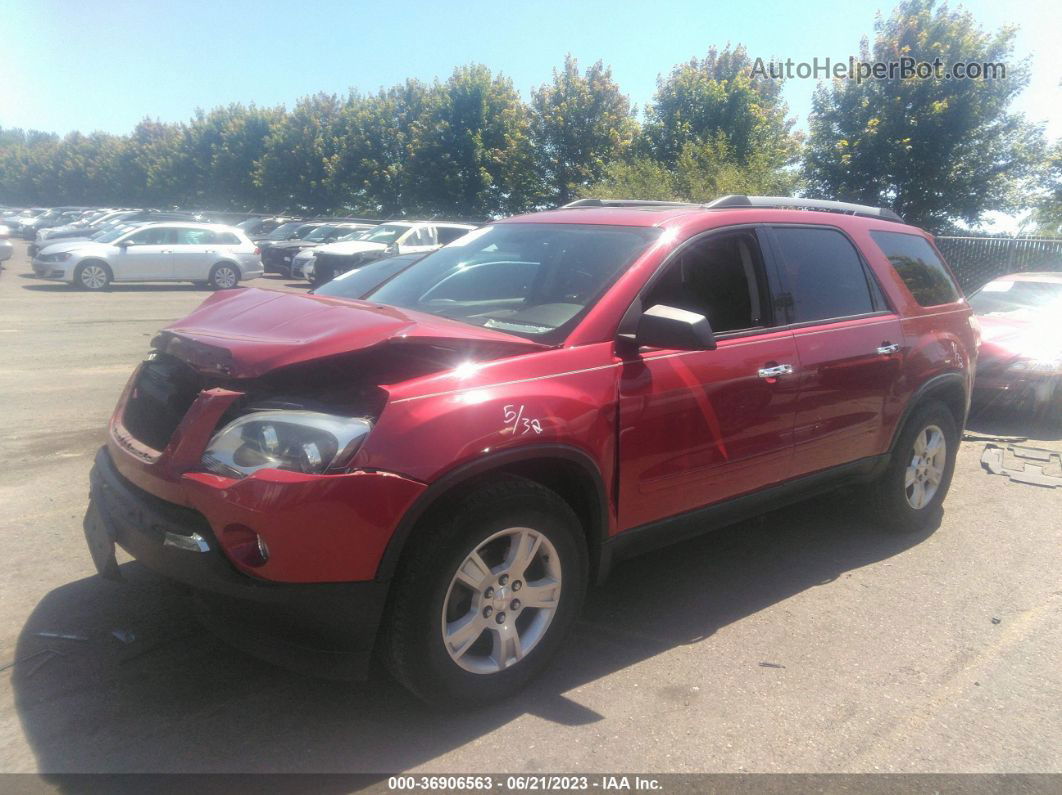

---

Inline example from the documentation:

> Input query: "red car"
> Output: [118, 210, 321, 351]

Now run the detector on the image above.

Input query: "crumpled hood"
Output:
[154, 287, 545, 378]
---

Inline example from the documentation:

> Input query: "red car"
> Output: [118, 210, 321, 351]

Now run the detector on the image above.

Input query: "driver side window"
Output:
[125, 227, 173, 246]
[644, 230, 771, 335]
[404, 226, 435, 247]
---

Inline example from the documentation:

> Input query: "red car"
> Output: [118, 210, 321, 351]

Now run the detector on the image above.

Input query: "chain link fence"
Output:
[935, 235, 1062, 294]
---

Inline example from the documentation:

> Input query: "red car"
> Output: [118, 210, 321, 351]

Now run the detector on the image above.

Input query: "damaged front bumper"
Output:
[85, 446, 394, 679]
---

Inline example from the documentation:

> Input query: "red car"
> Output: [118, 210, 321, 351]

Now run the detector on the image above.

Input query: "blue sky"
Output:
[3, 0, 1058, 140]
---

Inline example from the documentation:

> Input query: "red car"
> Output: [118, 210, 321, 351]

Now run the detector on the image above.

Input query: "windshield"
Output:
[314, 254, 424, 299]
[968, 279, 1062, 319]
[337, 227, 371, 241]
[359, 224, 410, 245]
[266, 221, 306, 240]
[305, 225, 337, 242]
[95, 226, 130, 243]
[365, 223, 660, 342]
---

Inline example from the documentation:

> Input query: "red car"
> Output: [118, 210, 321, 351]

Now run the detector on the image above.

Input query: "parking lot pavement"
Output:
[0, 239, 1059, 775]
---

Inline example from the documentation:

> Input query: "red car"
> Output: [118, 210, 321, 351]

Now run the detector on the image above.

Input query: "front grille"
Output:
[122, 354, 203, 451]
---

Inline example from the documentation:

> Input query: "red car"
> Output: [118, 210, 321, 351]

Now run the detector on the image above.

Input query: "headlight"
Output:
[42, 252, 72, 262]
[1007, 357, 1062, 376]
[201, 410, 372, 478]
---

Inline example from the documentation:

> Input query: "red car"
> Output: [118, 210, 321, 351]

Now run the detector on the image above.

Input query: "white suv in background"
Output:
[306, 221, 476, 285]
[31, 222, 263, 290]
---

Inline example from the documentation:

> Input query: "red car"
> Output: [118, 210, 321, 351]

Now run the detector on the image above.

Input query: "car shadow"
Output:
[19, 282, 210, 294]
[967, 402, 1061, 442]
[13, 489, 936, 775]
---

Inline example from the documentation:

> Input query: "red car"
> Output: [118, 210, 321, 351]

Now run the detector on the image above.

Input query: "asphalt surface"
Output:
[0, 240, 1060, 775]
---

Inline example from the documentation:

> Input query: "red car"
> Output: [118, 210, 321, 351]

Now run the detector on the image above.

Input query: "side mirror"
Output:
[385, 243, 399, 256]
[636, 304, 717, 351]
[325, 237, 337, 243]
[116, 239, 132, 248]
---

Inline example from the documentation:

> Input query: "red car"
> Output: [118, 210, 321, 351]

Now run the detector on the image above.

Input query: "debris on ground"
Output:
[759, 662, 786, 669]
[963, 433, 1029, 443]
[980, 443, 1062, 488]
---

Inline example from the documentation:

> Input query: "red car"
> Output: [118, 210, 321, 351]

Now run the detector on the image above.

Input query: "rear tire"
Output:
[382, 476, 588, 708]
[207, 262, 239, 290]
[75, 260, 112, 291]
[872, 400, 959, 532]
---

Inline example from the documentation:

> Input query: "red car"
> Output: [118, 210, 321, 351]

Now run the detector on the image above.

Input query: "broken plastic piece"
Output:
[980, 443, 1062, 488]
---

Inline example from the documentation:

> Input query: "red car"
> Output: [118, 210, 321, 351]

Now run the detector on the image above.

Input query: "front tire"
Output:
[383, 476, 587, 708]
[75, 261, 111, 291]
[208, 262, 239, 290]
[873, 400, 959, 532]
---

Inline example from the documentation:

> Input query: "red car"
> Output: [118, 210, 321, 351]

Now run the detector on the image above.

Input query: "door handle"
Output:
[876, 342, 900, 355]
[758, 363, 794, 378]
[161, 249, 172, 254]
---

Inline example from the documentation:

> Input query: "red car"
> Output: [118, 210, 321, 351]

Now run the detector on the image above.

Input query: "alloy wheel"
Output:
[80, 264, 108, 289]
[441, 527, 562, 674]
[905, 424, 946, 509]
[213, 266, 238, 289]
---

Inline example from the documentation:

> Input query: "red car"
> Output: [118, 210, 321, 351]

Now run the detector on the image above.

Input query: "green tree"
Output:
[583, 135, 802, 203]
[113, 119, 194, 207]
[255, 93, 343, 213]
[803, 0, 1044, 231]
[531, 55, 638, 206]
[406, 65, 539, 218]
[582, 157, 682, 201]
[1022, 139, 1062, 236]
[185, 104, 282, 209]
[329, 82, 429, 216]
[643, 45, 799, 171]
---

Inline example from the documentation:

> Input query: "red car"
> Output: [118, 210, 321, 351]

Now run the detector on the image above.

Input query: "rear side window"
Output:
[174, 228, 217, 245]
[870, 231, 960, 306]
[405, 226, 435, 246]
[772, 227, 875, 322]
[217, 232, 241, 245]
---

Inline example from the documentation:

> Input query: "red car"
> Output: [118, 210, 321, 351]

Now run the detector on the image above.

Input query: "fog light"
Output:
[223, 524, 269, 568]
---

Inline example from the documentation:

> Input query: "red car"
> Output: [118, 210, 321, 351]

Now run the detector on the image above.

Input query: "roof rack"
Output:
[705, 195, 904, 223]
[560, 198, 696, 209]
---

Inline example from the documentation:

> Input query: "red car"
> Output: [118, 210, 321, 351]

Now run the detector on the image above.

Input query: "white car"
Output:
[291, 247, 316, 280]
[31, 222, 263, 290]
[307, 221, 476, 285]
[0, 224, 13, 265]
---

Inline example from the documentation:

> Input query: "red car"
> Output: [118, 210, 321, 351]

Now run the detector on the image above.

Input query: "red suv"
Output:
[84, 195, 978, 706]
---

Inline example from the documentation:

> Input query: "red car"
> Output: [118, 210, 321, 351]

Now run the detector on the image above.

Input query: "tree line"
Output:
[1, 0, 1058, 234]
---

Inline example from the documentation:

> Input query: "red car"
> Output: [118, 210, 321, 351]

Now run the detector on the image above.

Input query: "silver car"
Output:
[0, 224, 13, 265]
[31, 222, 263, 290]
